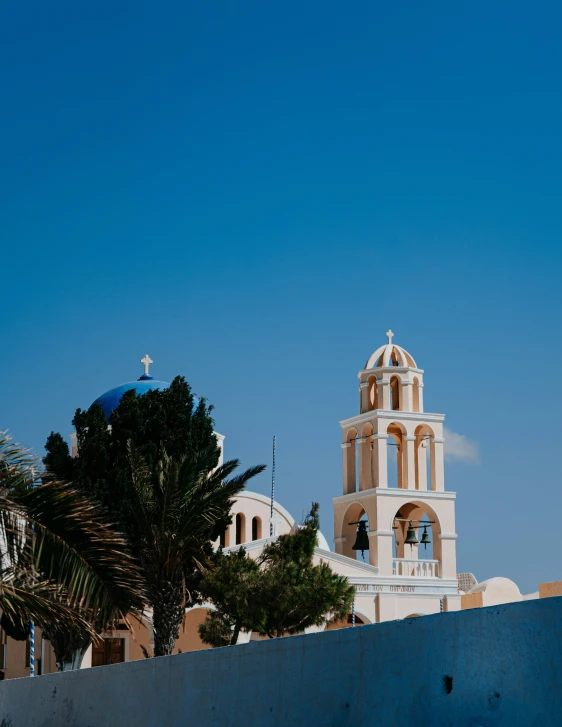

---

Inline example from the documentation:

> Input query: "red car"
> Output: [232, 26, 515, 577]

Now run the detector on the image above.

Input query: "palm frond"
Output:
[0, 564, 97, 638]
[0, 431, 146, 631]
[127, 446, 265, 582]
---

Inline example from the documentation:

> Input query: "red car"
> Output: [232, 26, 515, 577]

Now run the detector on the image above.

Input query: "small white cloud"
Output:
[443, 427, 480, 464]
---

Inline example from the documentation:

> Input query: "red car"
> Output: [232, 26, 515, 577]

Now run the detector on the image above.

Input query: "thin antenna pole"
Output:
[29, 464, 36, 676]
[270, 435, 276, 537]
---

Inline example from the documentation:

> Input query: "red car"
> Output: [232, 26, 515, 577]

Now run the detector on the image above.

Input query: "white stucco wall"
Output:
[1, 597, 561, 726]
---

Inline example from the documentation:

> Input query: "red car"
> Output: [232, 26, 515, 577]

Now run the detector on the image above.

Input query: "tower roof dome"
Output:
[365, 330, 417, 369]
[93, 354, 170, 419]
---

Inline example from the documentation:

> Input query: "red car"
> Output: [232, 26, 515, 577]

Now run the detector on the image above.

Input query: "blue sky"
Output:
[2, 1, 561, 593]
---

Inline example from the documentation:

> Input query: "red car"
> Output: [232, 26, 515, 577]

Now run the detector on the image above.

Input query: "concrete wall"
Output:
[1, 596, 561, 726]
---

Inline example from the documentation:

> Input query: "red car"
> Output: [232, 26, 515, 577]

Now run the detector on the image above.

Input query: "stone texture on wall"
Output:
[1, 596, 561, 726]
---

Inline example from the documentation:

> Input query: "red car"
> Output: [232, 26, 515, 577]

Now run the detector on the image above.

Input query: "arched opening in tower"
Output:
[344, 428, 358, 494]
[387, 422, 407, 488]
[414, 424, 435, 491]
[392, 503, 441, 577]
[340, 502, 369, 561]
[390, 376, 401, 411]
[368, 375, 378, 410]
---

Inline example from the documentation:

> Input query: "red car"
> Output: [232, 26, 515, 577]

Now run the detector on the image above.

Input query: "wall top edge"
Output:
[340, 411, 445, 427]
[333, 489, 456, 504]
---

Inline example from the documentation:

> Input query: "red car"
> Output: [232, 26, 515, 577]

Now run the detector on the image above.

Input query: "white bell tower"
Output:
[333, 332, 458, 596]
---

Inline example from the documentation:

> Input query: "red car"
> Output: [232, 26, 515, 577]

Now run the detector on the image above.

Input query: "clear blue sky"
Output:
[2, 1, 561, 593]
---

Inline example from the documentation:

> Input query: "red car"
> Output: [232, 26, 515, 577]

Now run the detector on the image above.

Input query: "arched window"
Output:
[390, 376, 401, 411]
[368, 375, 378, 411]
[235, 513, 246, 545]
[252, 517, 262, 541]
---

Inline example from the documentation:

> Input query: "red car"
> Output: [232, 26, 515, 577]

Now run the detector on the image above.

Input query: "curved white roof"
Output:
[467, 577, 521, 597]
[235, 490, 295, 529]
[365, 341, 417, 369]
[232, 490, 331, 550]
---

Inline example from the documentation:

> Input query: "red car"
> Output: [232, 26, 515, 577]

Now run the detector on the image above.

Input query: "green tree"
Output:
[45, 376, 265, 657]
[199, 503, 354, 646]
[0, 431, 145, 670]
[45, 376, 220, 530]
[196, 548, 263, 647]
[126, 447, 264, 655]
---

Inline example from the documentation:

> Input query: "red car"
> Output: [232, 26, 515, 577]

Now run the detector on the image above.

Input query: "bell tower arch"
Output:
[333, 331, 457, 579]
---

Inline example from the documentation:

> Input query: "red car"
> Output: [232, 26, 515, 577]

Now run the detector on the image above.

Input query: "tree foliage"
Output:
[197, 548, 262, 647]
[199, 503, 354, 646]
[127, 447, 264, 655]
[0, 431, 145, 669]
[44, 376, 265, 657]
[45, 376, 220, 531]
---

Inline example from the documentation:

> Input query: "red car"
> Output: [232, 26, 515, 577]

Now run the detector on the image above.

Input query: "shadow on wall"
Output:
[1, 598, 562, 726]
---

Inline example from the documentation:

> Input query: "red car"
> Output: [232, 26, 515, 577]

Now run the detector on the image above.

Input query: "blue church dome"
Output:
[93, 355, 170, 419]
[93, 376, 170, 419]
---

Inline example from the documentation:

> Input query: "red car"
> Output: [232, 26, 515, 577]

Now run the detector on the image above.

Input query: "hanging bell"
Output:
[421, 526, 431, 549]
[405, 522, 418, 546]
[352, 521, 370, 556]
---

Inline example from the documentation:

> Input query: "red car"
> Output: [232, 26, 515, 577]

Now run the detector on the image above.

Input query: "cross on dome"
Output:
[140, 354, 153, 376]
[386, 329, 394, 344]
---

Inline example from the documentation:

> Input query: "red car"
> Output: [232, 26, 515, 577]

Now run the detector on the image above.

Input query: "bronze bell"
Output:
[421, 526, 431, 549]
[405, 522, 418, 546]
[352, 521, 370, 556]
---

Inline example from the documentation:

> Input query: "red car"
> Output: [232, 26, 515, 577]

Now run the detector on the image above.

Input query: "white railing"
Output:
[393, 558, 440, 578]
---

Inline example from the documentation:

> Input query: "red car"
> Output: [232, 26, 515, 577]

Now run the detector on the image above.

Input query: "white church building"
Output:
[1, 333, 471, 677]
[88, 332, 461, 659]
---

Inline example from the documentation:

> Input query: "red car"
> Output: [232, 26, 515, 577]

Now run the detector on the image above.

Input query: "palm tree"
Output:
[127, 444, 265, 656]
[0, 431, 146, 670]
